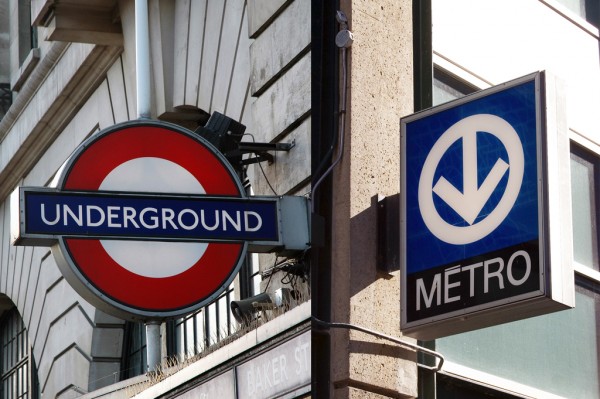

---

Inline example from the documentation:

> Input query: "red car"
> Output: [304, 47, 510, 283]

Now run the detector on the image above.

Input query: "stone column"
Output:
[330, 0, 418, 397]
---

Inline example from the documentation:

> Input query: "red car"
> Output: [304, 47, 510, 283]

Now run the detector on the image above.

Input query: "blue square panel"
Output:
[402, 75, 543, 326]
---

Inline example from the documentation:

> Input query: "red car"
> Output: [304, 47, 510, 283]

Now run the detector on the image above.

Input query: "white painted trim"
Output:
[440, 361, 568, 399]
[574, 262, 600, 283]
[433, 52, 492, 90]
[539, 0, 599, 38]
[569, 128, 600, 156]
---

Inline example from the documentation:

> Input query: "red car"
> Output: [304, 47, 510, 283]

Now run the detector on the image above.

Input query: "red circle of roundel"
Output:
[58, 122, 245, 315]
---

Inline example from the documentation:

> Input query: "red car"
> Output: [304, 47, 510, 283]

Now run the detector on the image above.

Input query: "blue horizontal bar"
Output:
[23, 190, 279, 242]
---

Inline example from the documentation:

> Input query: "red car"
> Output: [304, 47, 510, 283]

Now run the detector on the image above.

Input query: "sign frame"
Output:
[400, 71, 574, 339]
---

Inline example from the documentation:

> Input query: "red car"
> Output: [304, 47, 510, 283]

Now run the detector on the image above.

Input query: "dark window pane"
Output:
[432, 68, 477, 106]
[0, 308, 38, 399]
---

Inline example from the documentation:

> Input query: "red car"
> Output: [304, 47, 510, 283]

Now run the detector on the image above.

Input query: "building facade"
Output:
[0, 0, 310, 398]
[314, 0, 599, 398]
[1, 0, 600, 398]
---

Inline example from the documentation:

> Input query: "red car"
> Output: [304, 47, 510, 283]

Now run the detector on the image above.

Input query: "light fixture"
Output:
[195, 112, 295, 172]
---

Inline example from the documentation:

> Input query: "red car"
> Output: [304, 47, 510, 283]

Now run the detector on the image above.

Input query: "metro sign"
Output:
[400, 72, 574, 339]
[12, 121, 305, 320]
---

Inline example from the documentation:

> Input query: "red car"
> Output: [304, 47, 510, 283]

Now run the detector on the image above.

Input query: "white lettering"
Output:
[86, 205, 105, 227]
[161, 208, 177, 230]
[63, 205, 83, 226]
[507, 250, 531, 286]
[444, 266, 461, 304]
[462, 262, 483, 297]
[294, 342, 310, 375]
[200, 210, 219, 231]
[41, 204, 60, 225]
[416, 274, 441, 310]
[261, 360, 273, 388]
[222, 210, 241, 231]
[123, 207, 139, 228]
[244, 211, 263, 232]
[412, 249, 535, 311]
[37, 202, 269, 235]
[107, 206, 121, 228]
[178, 209, 198, 230]
[271, 355, 288, 385]
[484, 257, 504, 294]
[139, 207, 158, 229]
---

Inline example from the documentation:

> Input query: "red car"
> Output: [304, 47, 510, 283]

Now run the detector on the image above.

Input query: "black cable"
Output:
[263, 256, 279, 292]
[242, 133, 278, 196]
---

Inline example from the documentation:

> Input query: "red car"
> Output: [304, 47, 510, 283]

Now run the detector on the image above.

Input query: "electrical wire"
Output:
[242, 132, 279, 196]
[262, 256, 279, 292]
[310, 45, 349, 213]
[312, 316, 445, 372]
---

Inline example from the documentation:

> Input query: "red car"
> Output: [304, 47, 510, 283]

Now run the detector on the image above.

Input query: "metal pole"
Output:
[145, 321, 161, 372]
[136, 0, 158, 372]
[135, 0, 151, 119]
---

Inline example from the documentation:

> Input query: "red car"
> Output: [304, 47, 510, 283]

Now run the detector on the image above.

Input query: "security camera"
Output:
[230, 288, 292, 324]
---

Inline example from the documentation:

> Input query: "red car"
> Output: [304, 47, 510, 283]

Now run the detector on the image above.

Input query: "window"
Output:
[16, 0, 37, 68]
[167, 254, 260, 361]
[169, 282, 236, 360]
[0, 2, 11, 119]
[432, 68, 477, 106]
[555, 0, 600, 28]
[5, 0, 39, 94]
[571, 145, 600, 272]
[0, 308, 39, 399]
[0, 84, 11, 120]
[436, 276, 600, 398]
[437, 374, 523, 399]
[120, 322, 147, 379]
[121, 258, 259, 376]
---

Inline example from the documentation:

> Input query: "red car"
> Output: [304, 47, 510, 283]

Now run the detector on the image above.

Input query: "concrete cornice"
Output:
[0, 41, 123, 201]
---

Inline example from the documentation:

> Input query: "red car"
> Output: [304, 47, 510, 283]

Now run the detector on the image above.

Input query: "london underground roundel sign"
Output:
[16, 121, 263, 320]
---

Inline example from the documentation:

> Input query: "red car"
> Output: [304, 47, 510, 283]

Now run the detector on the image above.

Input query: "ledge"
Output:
[80, 301, 311, 398]
[11, 48, 41, 92]
[136, 301, 311, 398]
[33, 0, 122, 46]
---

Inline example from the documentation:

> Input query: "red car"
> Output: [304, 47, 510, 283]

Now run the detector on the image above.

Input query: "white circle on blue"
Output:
[418, 114, 524, 245]
[404, 78, 539, 274]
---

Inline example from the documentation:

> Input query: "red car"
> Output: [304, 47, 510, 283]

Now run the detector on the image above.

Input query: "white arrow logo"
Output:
[432, 131, 509, 225]
[418, 114, 524, 245]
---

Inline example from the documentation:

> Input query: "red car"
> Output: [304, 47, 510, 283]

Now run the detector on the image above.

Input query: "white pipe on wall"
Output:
[145, 321, 162, 372]
[135, 0, 151, 119]
[135, 0, 160, 373]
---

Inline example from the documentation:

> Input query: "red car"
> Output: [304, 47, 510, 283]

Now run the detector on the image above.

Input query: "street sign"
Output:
[400, 71, 574, 339]
[19, 189, 279, 243]
[12, 121, 308, 320]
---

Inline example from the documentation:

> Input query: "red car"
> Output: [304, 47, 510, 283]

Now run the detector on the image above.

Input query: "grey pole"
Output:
[135, 0, 151, 119]
[145, 321, 162, 372]
[135, 0, 160, 373]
